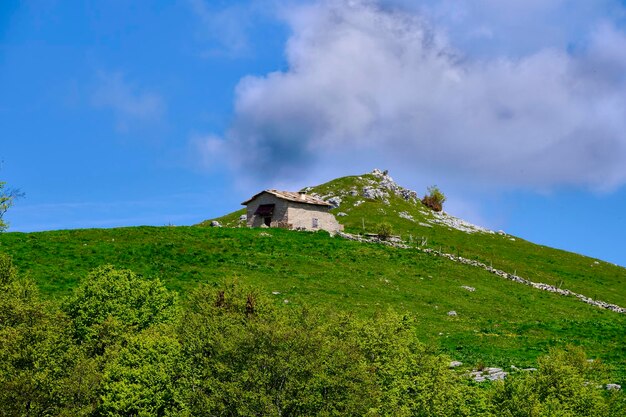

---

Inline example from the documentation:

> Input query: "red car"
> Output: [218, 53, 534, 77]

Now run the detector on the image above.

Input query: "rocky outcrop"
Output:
[427, 211, 493, 234]
[368, 169, 419, 202]
[361, 186, 389, 201]
[327, 196, 342, 208]
[470, 367, 507, 382]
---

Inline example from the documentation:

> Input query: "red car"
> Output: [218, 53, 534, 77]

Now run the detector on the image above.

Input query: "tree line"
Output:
[0, 253, 624, 416]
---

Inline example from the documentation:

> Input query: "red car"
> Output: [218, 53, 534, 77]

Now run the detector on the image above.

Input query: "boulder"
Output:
[327, 196, 342, 208]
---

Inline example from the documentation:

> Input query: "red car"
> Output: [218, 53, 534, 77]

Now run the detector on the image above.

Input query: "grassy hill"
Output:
[1, 169, 625, 381]
[207, 169, 626, 308]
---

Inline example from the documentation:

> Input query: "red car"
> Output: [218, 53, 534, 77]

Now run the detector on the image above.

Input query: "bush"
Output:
[422, 185, 446, 212]
[490, 346, 622, 416]
[377, 222, 393, 240]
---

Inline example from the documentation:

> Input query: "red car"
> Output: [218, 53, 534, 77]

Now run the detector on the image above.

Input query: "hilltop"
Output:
[208, 169, 626, 308]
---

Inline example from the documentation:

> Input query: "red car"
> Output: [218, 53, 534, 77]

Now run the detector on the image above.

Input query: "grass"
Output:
[1, 225, 625, 383]
[235, 172, 626, 307]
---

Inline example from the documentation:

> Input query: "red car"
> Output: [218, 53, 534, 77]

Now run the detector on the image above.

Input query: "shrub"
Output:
[490, 346, 621, 416]
[422, 185, 446, 212]
[377, 222, 393, 240]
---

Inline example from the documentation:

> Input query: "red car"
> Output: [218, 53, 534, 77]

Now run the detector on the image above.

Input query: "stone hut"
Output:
[242, 189, 344, 232]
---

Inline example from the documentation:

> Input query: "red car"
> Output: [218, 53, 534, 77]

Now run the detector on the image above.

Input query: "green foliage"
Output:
[63, 265, 179, 348]
[175, 284, 488, 416]
[0, 252, 16, 286]
[0, 260, 624, 416]
[377, 222, 393, 240]
[422, 185, 446, 212]
[0, 181, 23, 232]
[98, 326, 186, 417]
[178, 283, 379, 416]
[491, 346, 624, 416]
[0, 256, 96, 416]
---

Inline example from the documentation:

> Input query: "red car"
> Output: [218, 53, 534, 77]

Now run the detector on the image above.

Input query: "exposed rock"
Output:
[469, 367, 508, 382]
[488, 372, 507, 381]
[428, 211, 494, 234]
[239, 214, 247, 221]
[337, 212, 348, 217]
[327, 196, 342, 208]
[606, 384, 621, 390]
[399, 188, 418, 201]
[398, 211, 414, 221]
[447, 310, 458, 316]
[349, 189, 359, 196]
[210, 221, 221, 227]
[369, 169, 418, 202]
[362, 186, 388, 200]
[354, 200, 364, 207]
[461, 286, 476, 292]
[449, 361, 463, 368]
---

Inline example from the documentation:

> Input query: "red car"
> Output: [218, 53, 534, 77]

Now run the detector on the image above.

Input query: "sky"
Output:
[1, 0, 626, 266]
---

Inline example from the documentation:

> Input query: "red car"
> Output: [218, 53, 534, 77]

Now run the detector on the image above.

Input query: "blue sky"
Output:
[1, 0, 626, 266]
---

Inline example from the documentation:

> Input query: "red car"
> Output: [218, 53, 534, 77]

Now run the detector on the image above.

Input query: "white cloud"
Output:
[404, 0, 626, 57]
[197, 0, 626, 191]
[92, 71, 165, 132]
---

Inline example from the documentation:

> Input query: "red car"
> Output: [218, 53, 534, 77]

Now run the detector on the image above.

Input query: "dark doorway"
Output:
[264, 216, 271, 226]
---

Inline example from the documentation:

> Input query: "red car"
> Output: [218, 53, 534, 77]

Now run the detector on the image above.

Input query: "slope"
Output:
[208, 169, 626, 308]
[1, 225, 625, 382]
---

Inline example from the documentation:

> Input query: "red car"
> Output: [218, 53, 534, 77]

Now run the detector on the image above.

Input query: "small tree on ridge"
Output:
[422, 185, 446, 212]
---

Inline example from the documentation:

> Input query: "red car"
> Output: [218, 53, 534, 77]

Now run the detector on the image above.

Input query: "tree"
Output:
[63, 265, 179, 350]
[0, 254, 92, 416]
[422, 185, 446, 212]
[0, 180, 23, 232]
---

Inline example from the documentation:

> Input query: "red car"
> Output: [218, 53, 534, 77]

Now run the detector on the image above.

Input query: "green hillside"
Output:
[1, 225, 625, 383]
[209, 169, 626, 308]
[1, 169, 625, 384]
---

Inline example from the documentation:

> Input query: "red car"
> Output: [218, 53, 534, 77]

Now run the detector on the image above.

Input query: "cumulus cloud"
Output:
[197, 0, 626, 191]
[92, 71, 165, 132]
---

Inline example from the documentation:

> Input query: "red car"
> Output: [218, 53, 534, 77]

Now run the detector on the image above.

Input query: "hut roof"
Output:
[241, 189, 332, 207]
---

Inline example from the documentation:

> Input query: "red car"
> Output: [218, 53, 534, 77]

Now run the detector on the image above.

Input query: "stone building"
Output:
[242, 189, 344, 232]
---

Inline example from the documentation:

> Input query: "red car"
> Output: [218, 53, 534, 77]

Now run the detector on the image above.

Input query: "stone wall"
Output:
[245, 193, 289, 227]
[287, 202, 344, 232]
